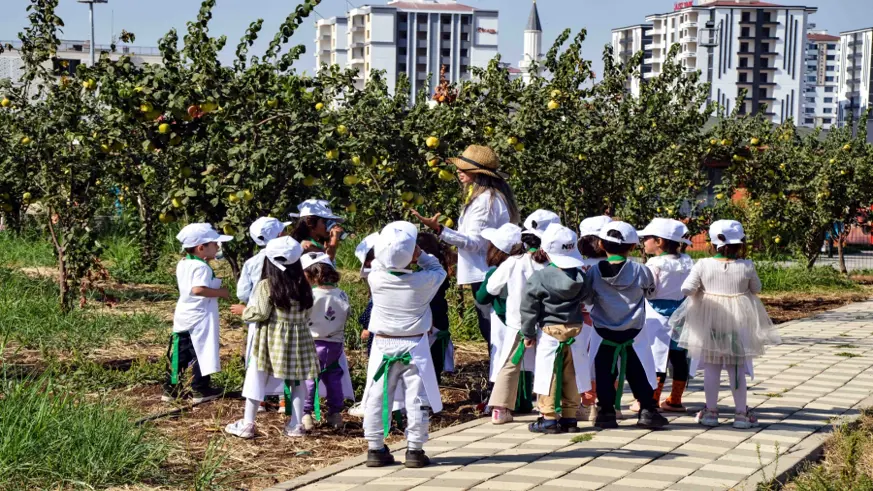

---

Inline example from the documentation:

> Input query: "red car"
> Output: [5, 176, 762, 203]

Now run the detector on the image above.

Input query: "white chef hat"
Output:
[176, 223, 233, 249]
[374, 221, 418, 272]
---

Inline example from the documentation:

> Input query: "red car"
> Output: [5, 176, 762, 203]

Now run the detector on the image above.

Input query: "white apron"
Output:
[533, 329, 592, 396]
[488, 310, 506, 380]
[190, 276, 223, 376]
[428, 329, 455, 373]
[588, 327, 658, 390]
[644, 302, 672, 374]
[317, 351, 356, 401]
[242, 324, 285, 399]
[364, 334, 443, 414]
[490, 325, 536, 383]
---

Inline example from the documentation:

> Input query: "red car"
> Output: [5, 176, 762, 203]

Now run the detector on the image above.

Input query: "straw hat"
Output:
[448, 145, 508, 180]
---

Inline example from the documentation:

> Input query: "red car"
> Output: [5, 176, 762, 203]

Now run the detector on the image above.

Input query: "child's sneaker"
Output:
[695, 408, 720, 427]
[327, 412, 344, 429]
[404, 449, 431, 468]
[161, 388, 182, 403]
[491, 407, 513, 425]
[559, 417, 581, 433]
[257, 402, 267, 413]
[283, 423, 306, 438]
[576, 405, 592, 421]
[192, 386, 223, 404]
[301, 413, 315, 431]
[733, 408, 760, 429]
[225, 420, 256, 439]
[637, 408, 669, 429]
[348, 402, 365, 417]
[528, 417, 564, 434]
[366, 446, 396, 467]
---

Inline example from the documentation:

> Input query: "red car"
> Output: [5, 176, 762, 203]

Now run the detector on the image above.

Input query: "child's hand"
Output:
[360, 329, 371, 341]
[524, 338, 536, 348]
[230, 304, 246, 316]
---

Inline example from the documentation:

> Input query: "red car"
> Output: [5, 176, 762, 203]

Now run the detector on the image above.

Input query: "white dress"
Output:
[672, 258, 780, 370]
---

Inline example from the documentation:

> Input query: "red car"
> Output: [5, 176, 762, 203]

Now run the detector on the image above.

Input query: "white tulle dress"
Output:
[670, 258, 780, 367]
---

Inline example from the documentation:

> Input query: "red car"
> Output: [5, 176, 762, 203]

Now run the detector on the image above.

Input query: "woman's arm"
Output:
[242, 281, 273, 323]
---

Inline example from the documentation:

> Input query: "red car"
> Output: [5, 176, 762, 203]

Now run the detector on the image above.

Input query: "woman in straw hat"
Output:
[413, 145, 520, 362]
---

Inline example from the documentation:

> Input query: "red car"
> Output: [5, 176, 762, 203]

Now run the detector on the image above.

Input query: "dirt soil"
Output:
[760, 290, 870, 324]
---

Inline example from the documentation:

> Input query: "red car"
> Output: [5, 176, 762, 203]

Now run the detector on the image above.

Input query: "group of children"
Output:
[165, 198, 780, 468]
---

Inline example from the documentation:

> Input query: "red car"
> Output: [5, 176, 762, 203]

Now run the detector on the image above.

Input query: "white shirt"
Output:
[646, 254, 695, 301]
[173, 258, 221, 333]
[486, 254, 544, 330]
[367, 253, 448, 337]
[440, 190, 510, 285]
[237, 250, 266, 305]
[682, 258, 762, 297]
[308, 287, 351, 343]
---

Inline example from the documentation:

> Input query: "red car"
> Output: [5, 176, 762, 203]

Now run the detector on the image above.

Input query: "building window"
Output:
[823, 118, 832, 123]
[441, 48, 450, 57]
[805, 108, 815, 114]
[808, 43, 815, 50]
[805, 97, 815, 103]
[741, 27, 751, 37]
[824, 108, 833, 114]
[441, 14, 450, 23]
[461, 33, 469, 41]
[762, 42, 770, 52]
[826, 65, 835, 71]
[399, 47, 407, 56]
[807, 75, 816, 82]
[825, 86, 834, 93]
[827, 55, 836, 60]
[804, 118, 814, 124]
[418, 14, 427, 22]
[461, 48, 468, 57]
[824, 97, 833, 103]
[760, 73, 768, 83]
[827, 44, 836, 50]
[461, 16, 470, 25]
[739, 72, 748, 82]
[739, 58, 749, 68]
[740, 42, 750, 53]
[758, 88, 768, 99]
[741, 12, 751, 22]
[762, 28, 771, 38]
[825, 76, 834, 82]
[442, 32, 450, 40]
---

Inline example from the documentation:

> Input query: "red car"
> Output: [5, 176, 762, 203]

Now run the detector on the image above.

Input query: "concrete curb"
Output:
[265, 415, 491, 491]
[738, 394, 873, 490]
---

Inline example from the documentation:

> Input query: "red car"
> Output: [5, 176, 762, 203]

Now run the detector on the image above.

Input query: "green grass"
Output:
[0, 268, 166, 353]
[757, 263, 861, 293]
[836, 344, 859, 349]
[0, 374, 170, 490]
[0, 230, 55, 268]
[103, 235, 177, 286]
[836, 352, 861, 358]
[570, 433, 594, 443]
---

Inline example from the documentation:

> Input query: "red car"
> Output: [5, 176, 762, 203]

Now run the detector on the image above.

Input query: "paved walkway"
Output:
[276, 301, 873, 491]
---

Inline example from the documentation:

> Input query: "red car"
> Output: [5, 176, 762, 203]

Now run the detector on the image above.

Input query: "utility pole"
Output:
[77, 0, 108, 66]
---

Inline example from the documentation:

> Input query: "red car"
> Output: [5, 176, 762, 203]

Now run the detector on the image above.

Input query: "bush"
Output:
[0, 375, 170, 489]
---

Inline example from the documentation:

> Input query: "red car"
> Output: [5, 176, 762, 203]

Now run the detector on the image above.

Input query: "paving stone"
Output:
[609, 477, 678, 489]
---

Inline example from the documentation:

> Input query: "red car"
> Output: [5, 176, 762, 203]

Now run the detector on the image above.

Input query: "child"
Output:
[225, 237, 319, 439]
[418, 232, 455, 384]
[577, 216, 612, 422]
[348, 232, 379, 419]
[633, 218, 694, 413]
[675, 220, 780, 429]
[290, 199, 345, 261]
[235, 217, 291, 412]
[520, 223, 591, 434]
[485, 213, 554, 424]
[584, 221, 668, 429]
[301, 252, 355, 430]
[164, 223, 232, 403]
[365, 221, 446, 468]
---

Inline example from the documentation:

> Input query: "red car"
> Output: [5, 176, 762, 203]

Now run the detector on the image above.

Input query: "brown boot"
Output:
[661, 380, 687, 412]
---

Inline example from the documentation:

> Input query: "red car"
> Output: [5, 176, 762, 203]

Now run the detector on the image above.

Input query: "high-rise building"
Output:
[315, 17, 349, 70]
[0, 39, 162, 87]
[801, 30, 840, 129]
[611, 24, 653, 96]
[314, 0, 498, 102]
[639, 0, 816, 123]
[519, 0, 543, 85]
[837, 27, 873, 131]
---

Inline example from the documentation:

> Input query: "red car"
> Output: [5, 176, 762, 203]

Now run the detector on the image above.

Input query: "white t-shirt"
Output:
[486, 254, 545, 330]
[308, 287, 351, 343]
[440, 190, 510, 285]
[173, 257, 221, 333]
[646, 254, 695, 301]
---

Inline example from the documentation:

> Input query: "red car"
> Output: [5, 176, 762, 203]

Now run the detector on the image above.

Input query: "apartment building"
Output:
[642, 0, 816, 123]
[838, 27, 873, 130]
[0, 39, 162, 87]
[801, 31, 840, 129]
[611, 24, 653, 96]
[315, 0, 498, 102]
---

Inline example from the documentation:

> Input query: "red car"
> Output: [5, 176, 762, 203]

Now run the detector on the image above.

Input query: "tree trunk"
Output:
[837, 236, 848, 275]
[47, 211, 72, 313]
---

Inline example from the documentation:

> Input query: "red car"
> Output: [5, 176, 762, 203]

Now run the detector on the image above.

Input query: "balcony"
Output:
[681, 36, 697, 44]
[739, 18, 756, 26]
[351, 23, 365, 32]
[679, 51, 697, 59]
[680, 21, 698, 29]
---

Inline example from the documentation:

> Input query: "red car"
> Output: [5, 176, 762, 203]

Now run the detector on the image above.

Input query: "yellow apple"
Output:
[548, 100, 559, 110]
[243, 190, 254, 202]
[438, 169, 454, 181]
[414, 194, 425, 205]
[303, 176, 318, 187]
[158, 123, 170, 134]
[352, 155, 362, 165]
[514, 142, 525, 152]
[0, 98, 10, 108]
[315, 102, 324, 111]
[346, 203, 357, 213]
[507, 136, 518, 146]
[20, 137, 31, 146]
[223, 224, 235, 235]
[337, 124, 348, 136]
[343, 175, 360, 186]
[484, 126, 494, 136]
[750, 137, 760, 146]
[426, 136, 440, 148]
[551, 89, 561, 98]
[267, 99, 278, 109]
[401, 191, 414, 202]
[228, 194, 240, 204]
[140, 102, 153, 113]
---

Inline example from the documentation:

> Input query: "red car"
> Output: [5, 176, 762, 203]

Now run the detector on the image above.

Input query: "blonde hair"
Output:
[463, 174, 520, 224]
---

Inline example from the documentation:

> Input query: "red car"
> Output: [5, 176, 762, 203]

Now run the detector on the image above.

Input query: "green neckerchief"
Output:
[309, 238, 324, 249]
[553, 337, 577, 415]
[169, 333, 181, 385]
[528, 248, 538, 253]
[373, 352, 413, 435]
[600, 338, 635, 410]
[186, 253, 215, 279]
[313, 360, 342, 421]
[607, 255, 627, 262]
[283, 379, 300, 416]
[658, 252, 674, 257]
[388, 271, 407, 277]
[713, 253, 737, 260]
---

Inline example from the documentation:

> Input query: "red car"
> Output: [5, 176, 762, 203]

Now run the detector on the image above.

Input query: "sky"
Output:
[2, 0, 872, 78]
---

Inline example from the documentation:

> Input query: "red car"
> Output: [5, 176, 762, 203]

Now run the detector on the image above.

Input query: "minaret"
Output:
[519, 0, 542, 84]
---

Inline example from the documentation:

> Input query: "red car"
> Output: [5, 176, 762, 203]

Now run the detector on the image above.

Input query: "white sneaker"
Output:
[349, 402, 365, 418]
[257, 402, 266, 413]
[491, 407, 513, 425]
[302, 413, 315, 431]
[695, 408, 720, 427]
[284, 423, 306, 438]
[588, 405, 599, 423]
[733, 408, 760, 429]
[225, 419, 256, 439]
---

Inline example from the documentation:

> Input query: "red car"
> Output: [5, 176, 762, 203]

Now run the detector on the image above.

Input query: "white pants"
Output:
[364, 337, 430, 450]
